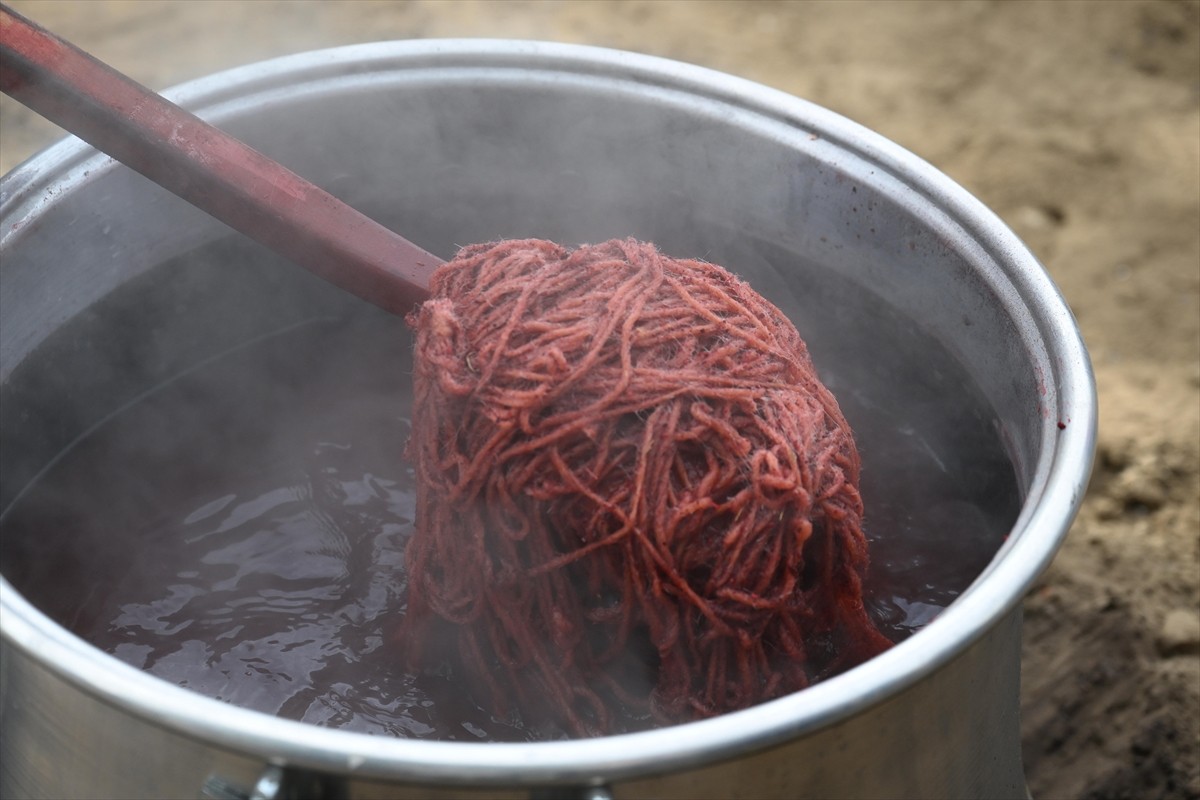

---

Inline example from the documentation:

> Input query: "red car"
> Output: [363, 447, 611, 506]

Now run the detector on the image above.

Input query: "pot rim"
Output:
[0, 38, 1096, 786]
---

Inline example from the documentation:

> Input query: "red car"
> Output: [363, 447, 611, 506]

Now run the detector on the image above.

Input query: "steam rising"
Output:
[0, 48, 1020, 740]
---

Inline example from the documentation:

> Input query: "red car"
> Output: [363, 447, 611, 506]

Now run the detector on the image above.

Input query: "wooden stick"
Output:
[0, 3, 439, 314]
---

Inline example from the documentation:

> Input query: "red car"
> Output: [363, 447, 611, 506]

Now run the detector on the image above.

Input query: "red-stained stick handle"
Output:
[0, 4, 439, 314]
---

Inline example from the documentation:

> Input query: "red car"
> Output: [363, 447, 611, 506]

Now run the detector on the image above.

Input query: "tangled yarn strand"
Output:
[401, 238, 892, 735]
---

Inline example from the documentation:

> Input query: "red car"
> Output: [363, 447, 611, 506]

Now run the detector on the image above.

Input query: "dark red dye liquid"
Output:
[0, 244, 1020, 741]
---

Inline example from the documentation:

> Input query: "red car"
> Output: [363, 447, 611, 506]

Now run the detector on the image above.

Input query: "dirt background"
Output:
[2, 1, 1197, 798]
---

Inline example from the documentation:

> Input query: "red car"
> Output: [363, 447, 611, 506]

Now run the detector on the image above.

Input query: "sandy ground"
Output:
[2, 1, 1198, 798]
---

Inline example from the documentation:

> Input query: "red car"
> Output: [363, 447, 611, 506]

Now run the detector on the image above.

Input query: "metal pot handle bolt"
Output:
[202, 765, 343, 800]
[201, 766, 615, 800]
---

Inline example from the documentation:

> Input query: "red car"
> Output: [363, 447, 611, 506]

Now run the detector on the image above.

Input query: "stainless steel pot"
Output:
[0, 41, 1095, 799]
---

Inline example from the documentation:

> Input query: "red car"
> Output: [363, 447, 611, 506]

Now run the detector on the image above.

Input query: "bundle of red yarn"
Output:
[401, 238, 891, 736]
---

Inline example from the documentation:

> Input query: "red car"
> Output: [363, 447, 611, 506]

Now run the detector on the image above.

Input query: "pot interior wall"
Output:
[1, 65, 1046, 477]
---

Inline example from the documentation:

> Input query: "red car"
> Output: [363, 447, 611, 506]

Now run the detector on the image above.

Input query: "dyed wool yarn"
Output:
[401, 238, 892, 736]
